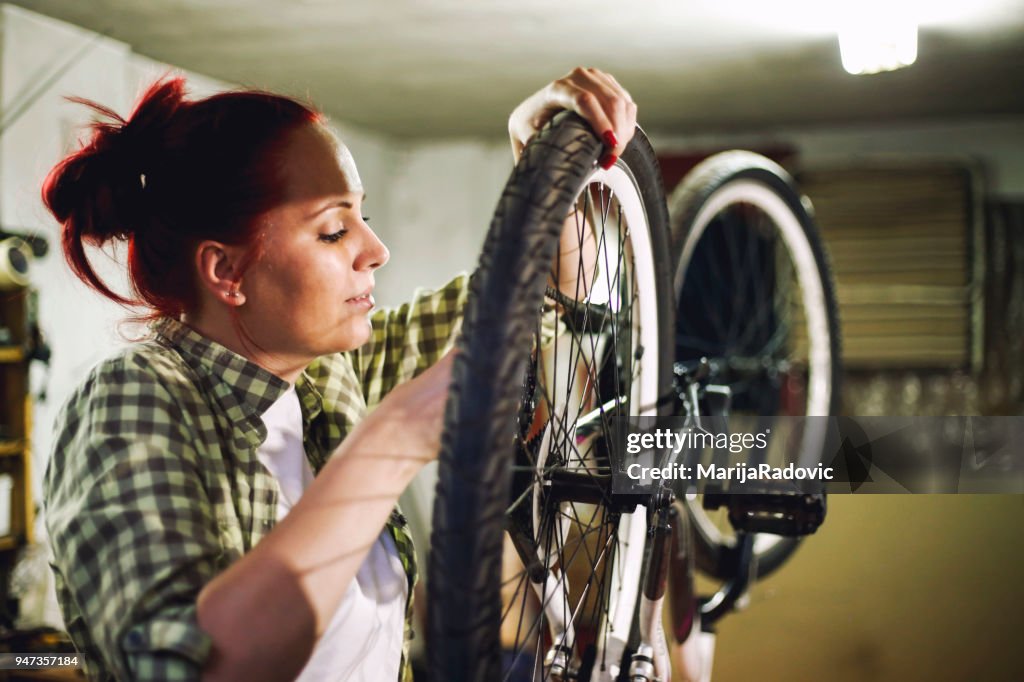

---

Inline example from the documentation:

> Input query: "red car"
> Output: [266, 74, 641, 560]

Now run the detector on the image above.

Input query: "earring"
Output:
[227, 290, 246, 305]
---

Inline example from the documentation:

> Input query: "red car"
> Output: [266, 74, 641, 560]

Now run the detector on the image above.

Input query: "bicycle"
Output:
[427, 112, 841, 682]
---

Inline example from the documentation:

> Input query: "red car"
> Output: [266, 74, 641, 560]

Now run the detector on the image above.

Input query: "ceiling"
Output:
[8, 0, 1024, 139]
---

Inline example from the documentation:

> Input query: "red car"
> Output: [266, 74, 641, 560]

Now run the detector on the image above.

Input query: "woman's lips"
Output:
[346, 293, 374, 310]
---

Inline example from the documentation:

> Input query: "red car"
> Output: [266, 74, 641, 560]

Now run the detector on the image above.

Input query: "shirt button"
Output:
[126, 631, 145, 648]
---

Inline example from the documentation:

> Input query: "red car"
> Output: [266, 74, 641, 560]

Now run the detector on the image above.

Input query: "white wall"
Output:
[1, 5, 134, 508]
[372, 139, 511, 306]
[651, 117, 1024, 199]
[374, 118, 1024, 320]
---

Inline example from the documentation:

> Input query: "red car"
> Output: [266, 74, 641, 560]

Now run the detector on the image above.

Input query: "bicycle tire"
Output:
[668, 151, 842, 581]
[428, 112, 674, 681]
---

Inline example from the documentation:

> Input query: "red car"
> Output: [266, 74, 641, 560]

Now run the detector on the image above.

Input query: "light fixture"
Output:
[838, 7, 918, 75]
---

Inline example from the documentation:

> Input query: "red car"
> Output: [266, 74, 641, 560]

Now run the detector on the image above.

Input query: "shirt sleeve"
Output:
[351, 272, 470, 408]
[44, 355, 219, 681]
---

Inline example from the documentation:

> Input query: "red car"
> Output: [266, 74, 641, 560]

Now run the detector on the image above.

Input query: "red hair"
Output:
[42, 76, 323, 319]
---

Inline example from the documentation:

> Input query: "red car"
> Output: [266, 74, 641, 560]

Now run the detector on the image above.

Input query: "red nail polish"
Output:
[600, 153, 618, 170]
[602, 130, 618, 148]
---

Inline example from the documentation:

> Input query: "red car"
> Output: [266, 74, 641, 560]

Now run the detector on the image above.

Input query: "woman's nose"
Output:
[355, 222, 389, 271]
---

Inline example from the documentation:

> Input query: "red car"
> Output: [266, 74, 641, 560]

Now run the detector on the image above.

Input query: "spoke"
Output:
[724, 210, 747, 343]
[501, 562, 536, 680]
[502, 173, 654, 680]
[691, 227, 732, 342]
[502, 465, 620, 672]
[506, 479, 535, 515]
[503, 519, 618, 676]
[573, 395, 626, 441]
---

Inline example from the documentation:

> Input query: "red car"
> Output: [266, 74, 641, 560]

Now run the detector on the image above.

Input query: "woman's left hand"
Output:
[508, 67, 637, 168]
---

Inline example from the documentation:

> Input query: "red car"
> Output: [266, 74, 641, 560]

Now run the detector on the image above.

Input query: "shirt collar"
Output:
[150, 317, 292, 419]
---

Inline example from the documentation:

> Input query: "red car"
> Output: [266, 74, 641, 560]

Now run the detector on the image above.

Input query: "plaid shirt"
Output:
[44, 274, 469, 682]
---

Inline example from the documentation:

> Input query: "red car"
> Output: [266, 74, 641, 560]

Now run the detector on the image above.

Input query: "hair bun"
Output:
[108, 78, 186, 178]
[43, 77, 187, 243]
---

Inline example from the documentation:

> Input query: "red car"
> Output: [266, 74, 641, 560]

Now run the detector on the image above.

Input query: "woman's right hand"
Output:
[358, 349, 457, 467]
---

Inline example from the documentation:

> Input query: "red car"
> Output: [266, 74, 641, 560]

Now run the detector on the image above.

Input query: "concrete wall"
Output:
[651, 116, 1024, 199]
[371, 139, 510, 306]
[2, 4, 137, 507]
[381, 119, 1024, 311]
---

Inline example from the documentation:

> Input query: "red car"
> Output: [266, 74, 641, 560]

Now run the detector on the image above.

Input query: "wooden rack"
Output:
[0, 286, 35, 577]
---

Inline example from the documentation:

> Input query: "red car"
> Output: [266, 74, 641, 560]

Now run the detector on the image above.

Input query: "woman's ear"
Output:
[195, 240, 247, 306]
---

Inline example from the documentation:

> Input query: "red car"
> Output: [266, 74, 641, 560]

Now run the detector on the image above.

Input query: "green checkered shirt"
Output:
[44, 274, 469, 682]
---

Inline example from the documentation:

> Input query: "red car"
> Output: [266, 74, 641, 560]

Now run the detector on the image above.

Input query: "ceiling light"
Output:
[838, 10, 918, 75]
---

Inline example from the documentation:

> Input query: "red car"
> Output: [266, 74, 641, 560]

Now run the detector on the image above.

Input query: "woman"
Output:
[42, 67, 636, 682]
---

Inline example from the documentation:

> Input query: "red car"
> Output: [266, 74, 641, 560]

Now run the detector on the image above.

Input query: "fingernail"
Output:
[602, 130, 618, 148]
[599, 153, 618, 170]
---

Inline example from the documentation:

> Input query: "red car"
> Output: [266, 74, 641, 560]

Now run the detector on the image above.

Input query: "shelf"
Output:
[0, 345, 25, 363]
[1, 289, 33, 551]
[0, 439, 23, 457]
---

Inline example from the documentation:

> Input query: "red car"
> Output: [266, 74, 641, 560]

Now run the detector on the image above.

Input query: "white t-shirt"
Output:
[257, 385, 408, 682]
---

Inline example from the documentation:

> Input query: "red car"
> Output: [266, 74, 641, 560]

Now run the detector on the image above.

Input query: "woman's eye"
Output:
[319, 228, 349, 243]
[362, 216, 371, 223]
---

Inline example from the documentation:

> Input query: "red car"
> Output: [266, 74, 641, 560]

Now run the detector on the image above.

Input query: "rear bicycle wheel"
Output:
[428, 112, 674, 681]
[668, 151, 842, 581]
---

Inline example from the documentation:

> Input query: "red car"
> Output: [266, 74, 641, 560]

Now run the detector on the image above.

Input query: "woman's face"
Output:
[236, 123, 389, 363]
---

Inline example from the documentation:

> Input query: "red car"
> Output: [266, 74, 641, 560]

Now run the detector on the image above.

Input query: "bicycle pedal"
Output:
[704, 486, 826, 536]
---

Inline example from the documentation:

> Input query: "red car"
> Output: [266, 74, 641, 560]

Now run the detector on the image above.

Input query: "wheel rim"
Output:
[673, 175, 835, 565]
[500, 162, 661, 681]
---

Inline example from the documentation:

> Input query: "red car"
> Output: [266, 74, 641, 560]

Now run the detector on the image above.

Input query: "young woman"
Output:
[41, 68, 636, 682]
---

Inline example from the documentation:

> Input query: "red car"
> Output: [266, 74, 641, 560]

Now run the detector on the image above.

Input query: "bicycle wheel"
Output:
[668, 151, 842, 581]
[428, 112, 674, 681]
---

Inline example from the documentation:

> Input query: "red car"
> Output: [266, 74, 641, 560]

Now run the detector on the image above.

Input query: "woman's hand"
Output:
[357, 349, 457, 469]
[508, 67, 637, 168]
